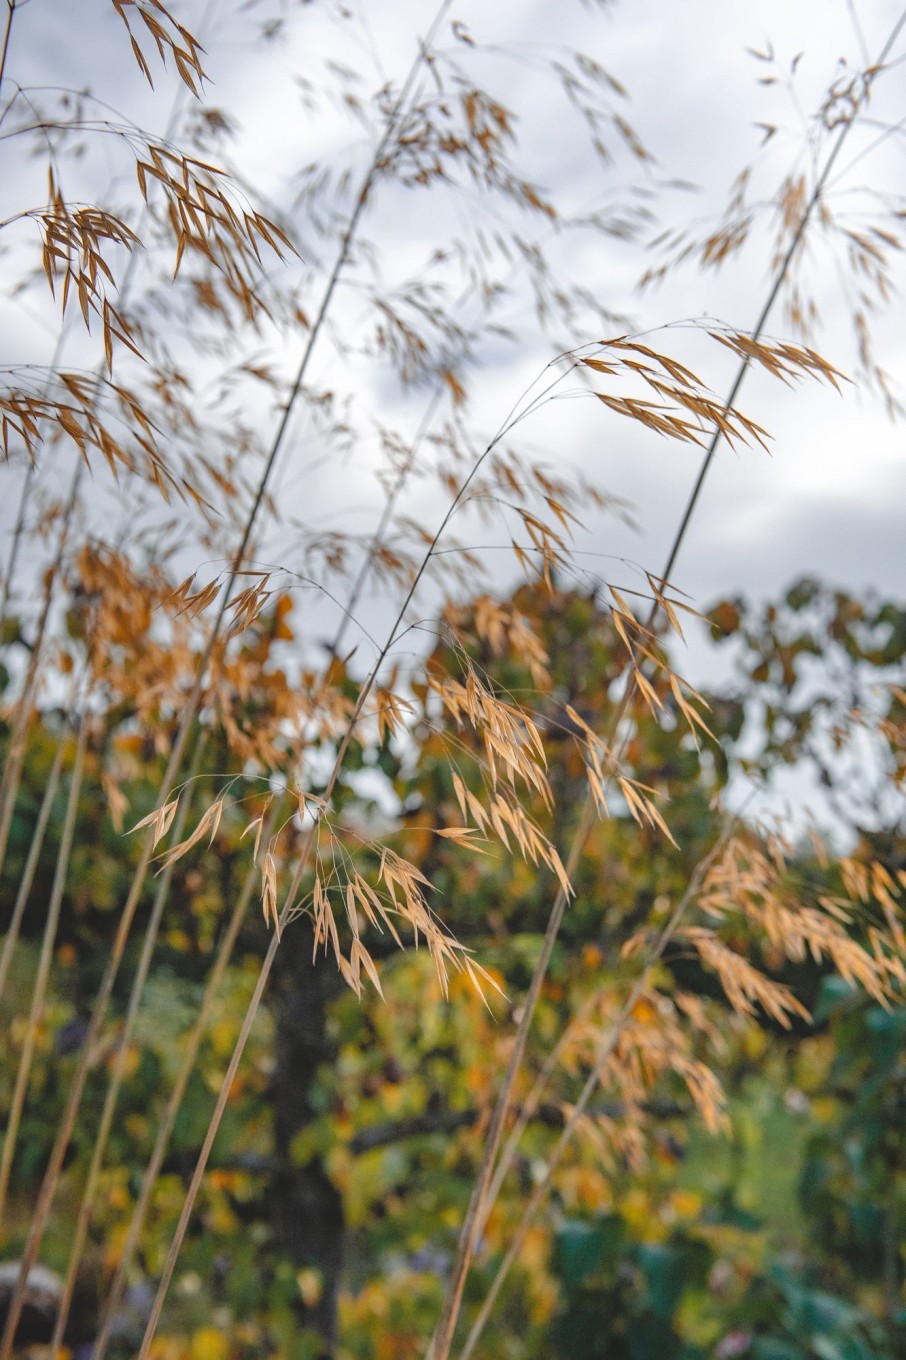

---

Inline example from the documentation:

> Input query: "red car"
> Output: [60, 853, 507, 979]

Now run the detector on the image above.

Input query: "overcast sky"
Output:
[2, 0, 904, 759]
[208, 0, 906, 610]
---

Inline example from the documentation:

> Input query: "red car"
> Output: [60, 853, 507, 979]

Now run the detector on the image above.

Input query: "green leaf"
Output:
[637, 1243, 684, 1320]
[555, 1217, 624, 1289]
[752, 1341, 807, 1360]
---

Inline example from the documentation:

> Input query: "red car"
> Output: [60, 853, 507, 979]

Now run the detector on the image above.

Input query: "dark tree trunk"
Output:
[270, 922, 344, 1357]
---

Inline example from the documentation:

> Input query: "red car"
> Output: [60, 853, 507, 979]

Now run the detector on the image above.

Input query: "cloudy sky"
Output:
[2, 0, 904, 729]
[208, 0, 906, 609]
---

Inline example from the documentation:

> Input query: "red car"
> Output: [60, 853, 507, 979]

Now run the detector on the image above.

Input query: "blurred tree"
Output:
[5, 577, 904, 1358]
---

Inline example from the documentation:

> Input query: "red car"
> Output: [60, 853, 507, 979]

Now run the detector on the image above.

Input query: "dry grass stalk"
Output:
[429, 23, 906, 1351]
[46, 729, 211, 1353]
[0, 737, 65, 1004]
[453, 835, 729, 1360]
[87, 819, 275, 1360]
[454, 814, 906, 1360]
[0, 711, 89, 1222]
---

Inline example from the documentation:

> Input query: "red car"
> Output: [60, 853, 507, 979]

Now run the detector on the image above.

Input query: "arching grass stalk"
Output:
[328, 176, 587, 661]
[132, 320, 585, 1358]
[90, 798, 283, 1360]
[426, 18, 906, 1354]
[455, 835, 729, 1360]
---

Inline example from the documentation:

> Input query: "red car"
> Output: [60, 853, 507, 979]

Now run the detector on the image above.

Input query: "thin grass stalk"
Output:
[48, 729, 212, 1353]
[327, 217, 546, 657]
[90, 800, 281, 1360]
[0, 0, 15, 96]
[0, 323, 70, 627]
[426, 796, 594, 1360]
[0, 521, 70, 880]
[659, 8, 906, 587]
[0, 713, 205, 1357]
[0, 729, 66, 1003]
[331, 187, 601, 661]
[133, 315, 538, 1356]
[136, 758, 381, 1359]
[0, 707, 89, 1224]
[426, 24, 906, 1353]
[455, 840, 726, 1360]
[330, 384, 444, 659]
[241, 0, 455, 586]
[135, 895, 282, 1358]
[0, 459, 33, 627]
[481, 991, 600, 1226]
[0, 401, 83, 894]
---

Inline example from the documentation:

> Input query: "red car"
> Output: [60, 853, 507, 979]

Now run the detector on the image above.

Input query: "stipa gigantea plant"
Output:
[0, 3, 905, 1358]
[0, 0, 617, 1340]
[453, 818, 906, 1360]
[0, 0, 291, 887]
[132, 366, 868, 1348]
[299, 567, 903, 1354]
[430, 12, 906, 1345]
[0, 0, 298, 1342]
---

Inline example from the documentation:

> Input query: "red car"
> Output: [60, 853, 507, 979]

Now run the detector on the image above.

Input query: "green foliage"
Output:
[2, 579, 906, 1357]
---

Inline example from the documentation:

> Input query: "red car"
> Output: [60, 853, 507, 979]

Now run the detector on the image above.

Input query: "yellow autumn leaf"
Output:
[190, 1327, 229, 1360]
